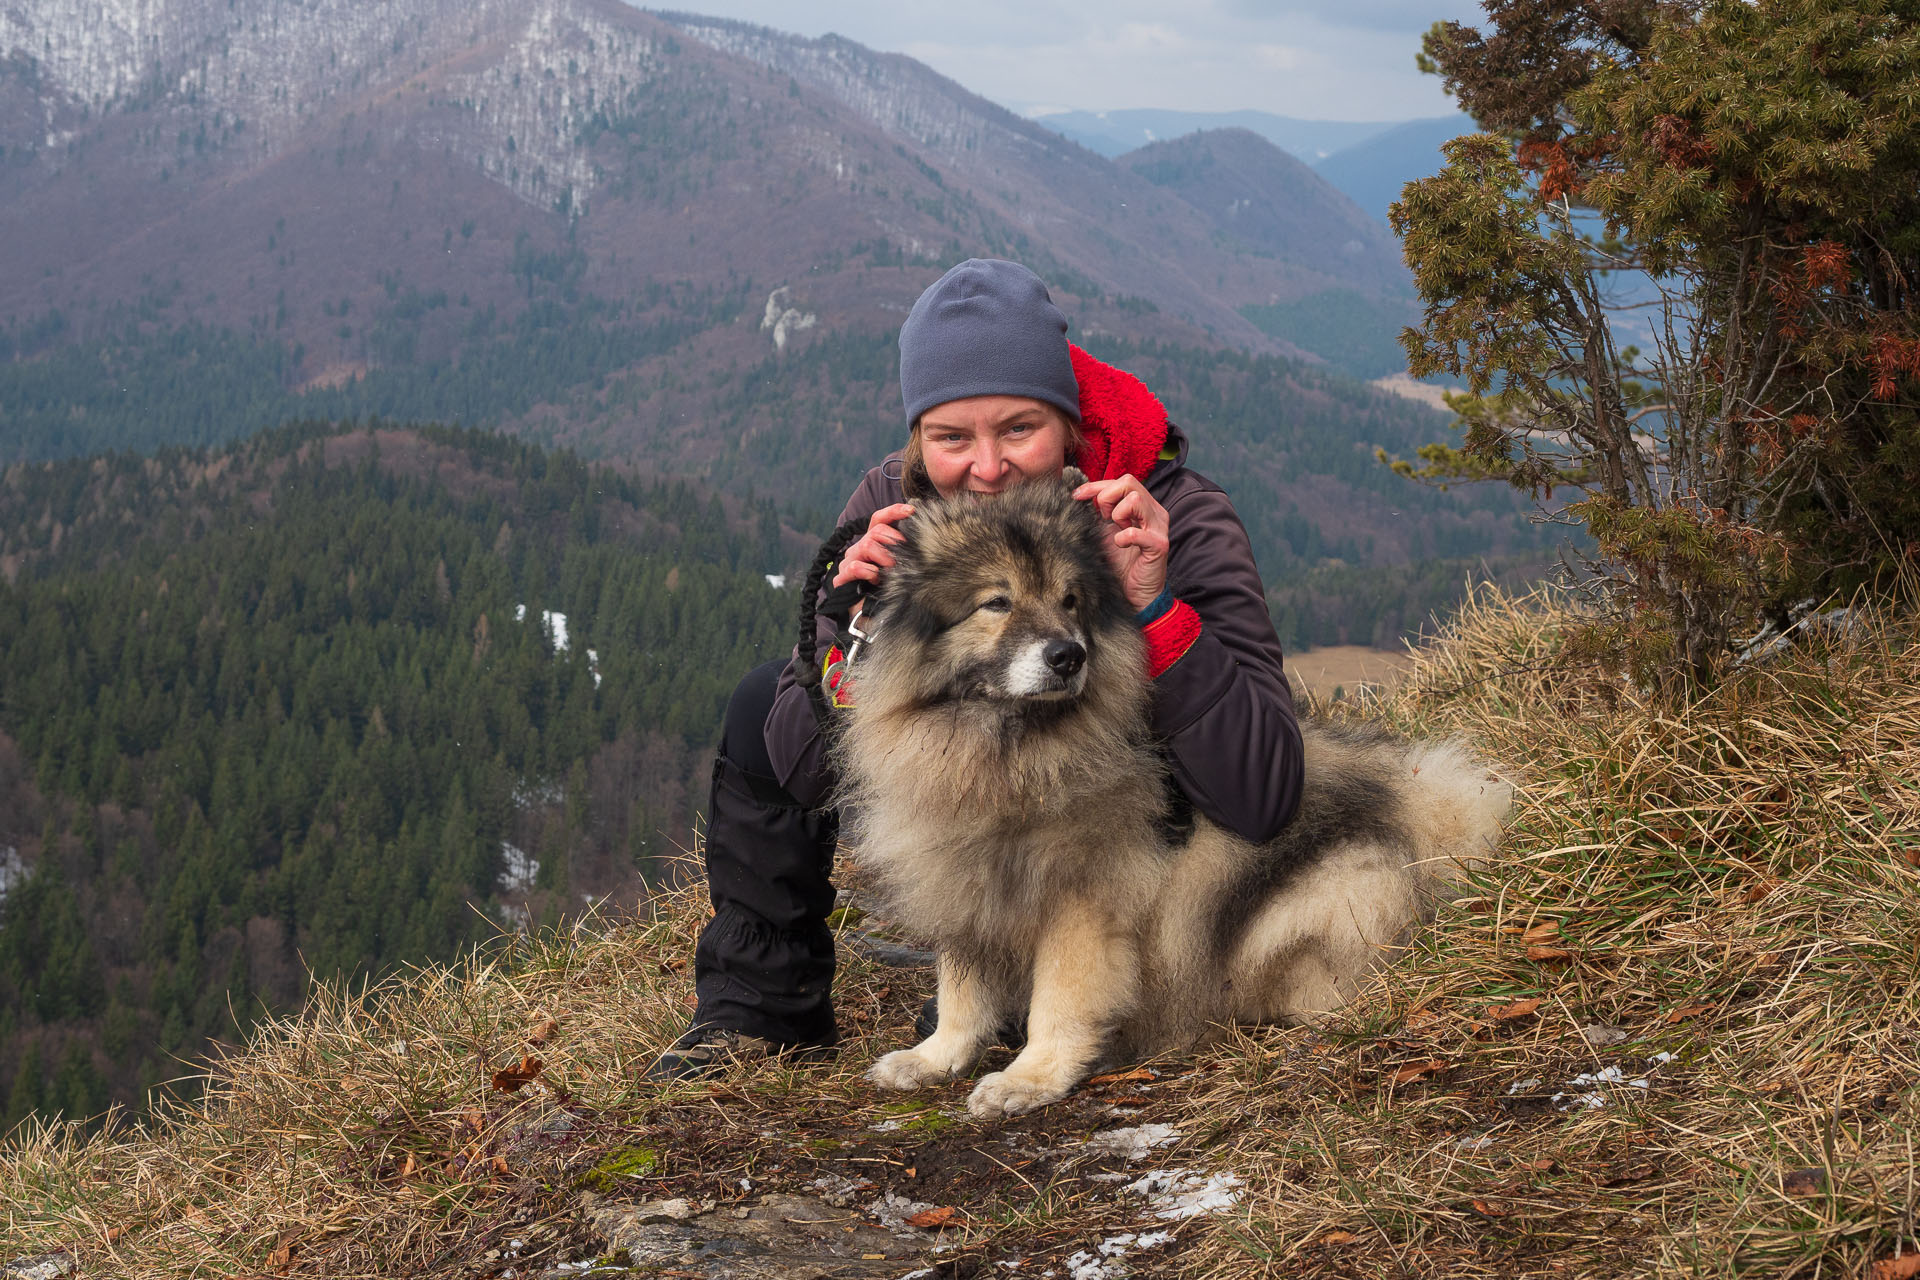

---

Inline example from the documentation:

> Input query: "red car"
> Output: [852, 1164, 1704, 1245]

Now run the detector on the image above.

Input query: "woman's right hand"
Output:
[831, 503, 915, 589]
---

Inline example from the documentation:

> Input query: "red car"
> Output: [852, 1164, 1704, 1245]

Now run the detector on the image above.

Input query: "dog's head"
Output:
[867, 469, 1139, 711]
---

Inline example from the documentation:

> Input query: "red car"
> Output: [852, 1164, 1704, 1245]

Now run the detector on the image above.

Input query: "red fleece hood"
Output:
[1069, 344, 1170, 483]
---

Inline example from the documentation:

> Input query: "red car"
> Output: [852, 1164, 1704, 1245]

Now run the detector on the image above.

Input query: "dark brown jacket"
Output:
[762, 424, 1305, 843]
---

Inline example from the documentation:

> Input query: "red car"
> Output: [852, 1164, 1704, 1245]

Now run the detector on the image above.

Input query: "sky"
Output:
[644, 1, 1487, 123]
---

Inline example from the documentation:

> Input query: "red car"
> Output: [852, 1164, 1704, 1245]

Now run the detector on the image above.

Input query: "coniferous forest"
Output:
[0, 423, 801, 1128]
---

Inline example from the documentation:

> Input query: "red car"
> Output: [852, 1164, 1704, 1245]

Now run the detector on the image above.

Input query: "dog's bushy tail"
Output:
[1398, 737, 1512, 888]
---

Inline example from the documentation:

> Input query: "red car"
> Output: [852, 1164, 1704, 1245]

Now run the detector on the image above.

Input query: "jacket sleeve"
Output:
[1150, 488, 1304, 843]
[760, 469, 895, 807]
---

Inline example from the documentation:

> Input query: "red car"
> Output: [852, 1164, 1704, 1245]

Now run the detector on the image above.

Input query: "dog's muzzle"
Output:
[1004, 635, 1090, 700]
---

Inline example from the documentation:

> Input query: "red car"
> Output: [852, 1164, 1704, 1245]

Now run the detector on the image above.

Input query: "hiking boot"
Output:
[913, 996, 1027, 1050]
[644, 1025, 837, 1082]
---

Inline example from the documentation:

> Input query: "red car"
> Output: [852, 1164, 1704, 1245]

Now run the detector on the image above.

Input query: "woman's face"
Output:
[918, 395, 1072, 498]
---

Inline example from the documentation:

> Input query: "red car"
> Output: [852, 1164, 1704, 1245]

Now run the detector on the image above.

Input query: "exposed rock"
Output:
[572, 1192, 924, 1278]
[1, 1252, 76, 1280]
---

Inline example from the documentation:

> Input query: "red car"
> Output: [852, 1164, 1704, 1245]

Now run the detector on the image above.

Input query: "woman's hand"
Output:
[1073, 476, 1169, 611]
[831, 503, 916, 589]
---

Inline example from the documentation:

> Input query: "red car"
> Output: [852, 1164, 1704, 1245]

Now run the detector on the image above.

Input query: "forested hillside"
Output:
[0, 424, 801, 1128]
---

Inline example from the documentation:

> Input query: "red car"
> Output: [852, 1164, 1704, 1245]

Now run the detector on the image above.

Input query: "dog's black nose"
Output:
[1043, 639, 1086, 677]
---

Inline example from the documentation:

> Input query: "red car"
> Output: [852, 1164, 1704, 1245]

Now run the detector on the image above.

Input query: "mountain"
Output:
[1032, 108, 1395, 163]
[1118, 129, 1409, 296]
[1118, 129, 1417, 379]
[0, 0, 1397, 375]
[1312, 113, 1475, 225]
[0, 1, 1526, 543]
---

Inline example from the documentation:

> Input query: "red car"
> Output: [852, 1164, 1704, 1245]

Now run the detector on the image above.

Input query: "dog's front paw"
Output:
[967, 1069, 1068, 1119]
[869, 1048, 958, 1091]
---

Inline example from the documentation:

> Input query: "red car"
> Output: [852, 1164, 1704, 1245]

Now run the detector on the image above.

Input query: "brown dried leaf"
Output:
[399, 1153, 419, 1179]
[490, 1055, 544, 1093]
[491, 1154, 510, 1176]
[1873, 1253, 1920, 1280]
[1388, 1058, 1448, 1084]
[1743, 879, 1778, 904]
[267, 1240, 295, 1269]
[1487, 998, 1543, 1021]
[1317, 1230, 1361, 1245]
[1469, 1198, 1508, 1218]
[1088, 1068, 1156, 1087]
[1781, 1168, 1827, 1197]
[1108, 1094, 1153, 1107]
[905, 1206, 960, 1229]
[1597, 1161, 1655, 1187]
[1519, 1158, 1558, 1174]
[526, 1017, 559, 1046]
[1526, 945, 1573, 963]
[1664, 1004, 1711, 1025]
[1521, 921, 1561, 943]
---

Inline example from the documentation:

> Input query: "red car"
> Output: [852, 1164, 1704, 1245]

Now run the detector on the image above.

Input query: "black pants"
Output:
[689, 658, 840, 1046]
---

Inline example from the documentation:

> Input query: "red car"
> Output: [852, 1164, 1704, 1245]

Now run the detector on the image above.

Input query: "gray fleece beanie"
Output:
[899, 259, 1081, 425]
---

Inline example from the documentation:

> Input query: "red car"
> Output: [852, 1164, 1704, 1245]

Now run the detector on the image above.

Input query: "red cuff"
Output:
[1142, 600, 1201, 678]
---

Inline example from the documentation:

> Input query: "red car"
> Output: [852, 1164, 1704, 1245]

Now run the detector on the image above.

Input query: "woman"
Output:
[648, 259, 1304, 1079]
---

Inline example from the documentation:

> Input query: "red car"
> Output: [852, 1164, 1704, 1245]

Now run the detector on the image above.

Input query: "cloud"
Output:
[637, 1, 1482, 120]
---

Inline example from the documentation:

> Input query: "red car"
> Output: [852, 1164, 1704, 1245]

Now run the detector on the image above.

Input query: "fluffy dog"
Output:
[830, 472, 1509, 1119]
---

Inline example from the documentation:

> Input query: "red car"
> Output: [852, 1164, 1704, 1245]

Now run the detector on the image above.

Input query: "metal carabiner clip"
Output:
[844, 611, 877, 667]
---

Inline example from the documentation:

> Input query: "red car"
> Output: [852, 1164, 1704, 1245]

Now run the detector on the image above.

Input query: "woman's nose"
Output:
[971, 440, 1004, 478]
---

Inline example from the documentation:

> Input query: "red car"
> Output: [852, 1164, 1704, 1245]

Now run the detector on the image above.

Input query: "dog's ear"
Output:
[1062, 465, 1088, 490]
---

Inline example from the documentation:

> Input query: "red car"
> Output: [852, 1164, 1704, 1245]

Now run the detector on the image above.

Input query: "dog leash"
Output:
[794, 517, 878, 721]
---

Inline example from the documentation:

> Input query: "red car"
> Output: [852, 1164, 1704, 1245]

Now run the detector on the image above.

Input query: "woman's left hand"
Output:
[1073, 475, 1170, 611]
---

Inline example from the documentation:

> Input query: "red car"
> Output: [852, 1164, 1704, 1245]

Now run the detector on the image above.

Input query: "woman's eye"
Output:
[980, 596, 1012, 613]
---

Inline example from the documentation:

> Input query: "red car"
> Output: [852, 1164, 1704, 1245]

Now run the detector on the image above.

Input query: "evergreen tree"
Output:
[1397, 0, 1920, 684]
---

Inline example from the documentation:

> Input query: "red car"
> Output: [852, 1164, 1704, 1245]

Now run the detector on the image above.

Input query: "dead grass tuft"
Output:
[5, 585, 1918, 1277]
[1185, 584, 1920, 1278]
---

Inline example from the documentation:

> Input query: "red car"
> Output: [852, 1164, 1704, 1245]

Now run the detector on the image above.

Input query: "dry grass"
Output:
[4, 586, 1919, 1278]
[1183, 585, 1920, 1279]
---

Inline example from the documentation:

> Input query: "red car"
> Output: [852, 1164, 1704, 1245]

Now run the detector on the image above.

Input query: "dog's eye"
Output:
[1062, 593, 1078, 611]
[978, 595, 1012, 614]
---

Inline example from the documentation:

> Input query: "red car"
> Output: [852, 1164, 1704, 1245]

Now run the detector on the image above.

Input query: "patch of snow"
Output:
[1454, 1133, 1498, 1152]
[514, 604, 570, 651]
[1063, 1251, 1117, 1280]
[0, 845, 28, 908]
[498, 842, 540, 894]
[1060, 1227, 1175, 1278]
[495, 901, 530, 930]
[808, 1173, 874, 1207]
[765, 573, 788, 589]
[1508, 1078, 1543, 1095]
[512, 779, 564, 809]
[865, 1192, 937, 1232]
[1649, 1051, 1678, 1065]
[585, 647, 601, 688]
[1082, 1123, 1182, 1161]
[1550, 1062, 1660, 1110]
[1123, 1169, 1244, 1219]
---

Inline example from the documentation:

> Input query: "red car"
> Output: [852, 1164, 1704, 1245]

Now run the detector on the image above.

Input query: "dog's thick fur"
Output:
[831, 473, 1510, 1118]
